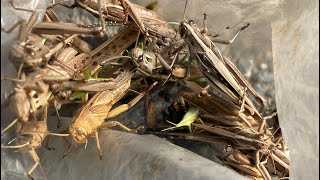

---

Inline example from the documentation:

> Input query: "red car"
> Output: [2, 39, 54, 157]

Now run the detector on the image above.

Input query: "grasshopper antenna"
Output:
[1, 118, 18, 134]
[1, 142, 30, 149]
[183, 0, 189, 21]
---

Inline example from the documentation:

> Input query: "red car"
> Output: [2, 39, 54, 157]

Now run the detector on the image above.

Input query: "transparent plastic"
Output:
[1, 0, 319, 179]
[271, 1, 319, 179]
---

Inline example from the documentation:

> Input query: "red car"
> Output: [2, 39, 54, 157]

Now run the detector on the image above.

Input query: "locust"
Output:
[129, 46, 172, 77]
[106, 32, 187, 79]
[65, 70, 157, 159]
[2, 9, 140, 120]
[42, 0, 183, 75]
[1, 29, 120, 131]
[1, 106, 69, 179]
[49, 0, 179, 40]
[1, 1, 88, 81]
[118, 0, 180, 40]
[86, 25, 141, 76]
[178, 0, 266, 121]
[98, 46, 186, 88]
[1, 77, 52, 134]
[180, 81, 259, 129]
[158, 78, 289, 178]
[40, 0, 182, 78]
[2, 12, 148, 131]
[89, 28, 181, 81]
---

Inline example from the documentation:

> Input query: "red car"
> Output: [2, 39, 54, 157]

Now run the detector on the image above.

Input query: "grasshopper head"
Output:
[130, 48, 156, 74]
[6, 133, 43, 150]
[9, 40, 49, 68]
[69, 124, 88, 144]
[1, 129, 44, 150]
[179, 20, 196, 39]
[22, 133, 43, 149]
[130, 48, 144, 61]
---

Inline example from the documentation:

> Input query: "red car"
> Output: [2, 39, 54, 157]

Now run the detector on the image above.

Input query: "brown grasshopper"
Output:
[1, 46, 83, 130]
[43, 25, 145, 107]
[86, 25, 140, 75]
[95, 40, 187, 84]
[1, 106, 69, 179]
[2, 18, 147, 130]
[155, 78, 288, 179]
[1, 77, 52, 131]
[180, 81, 259, 129]
[37, 1, 182, 78]
[1, 1, 91, 81]
[86, 26, 179, 81]
[129, 46, 172, 76]
[1, 27, 122, 132]
[48, 0, 179, 40]
[98, 31, 186, 79]
[223, 145, 253, 167]
[175, 91, 289, 178]
[38, 0, 182, 76]
[178, 0, 266, 120]
[119, 0, 180, 40]
[65, 70, 157, 159]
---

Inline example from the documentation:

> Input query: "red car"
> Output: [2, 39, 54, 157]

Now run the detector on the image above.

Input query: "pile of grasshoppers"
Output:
[1, 0, 290, 179]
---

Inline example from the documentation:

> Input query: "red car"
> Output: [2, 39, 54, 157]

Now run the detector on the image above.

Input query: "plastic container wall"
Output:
[271, 0, 319, 179]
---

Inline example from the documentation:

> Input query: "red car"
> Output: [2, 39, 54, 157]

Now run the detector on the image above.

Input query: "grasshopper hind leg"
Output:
[97, 85, 155, 133]
[98, 121, 133, 132]
[105, 82, 157, 119]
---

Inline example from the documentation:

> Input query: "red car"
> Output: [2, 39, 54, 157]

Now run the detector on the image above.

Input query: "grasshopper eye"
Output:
[76, 127, 84, 135]
[138, 55, 144, 63]
[224, 145, 233, 152]
[188, 20, 195, 25]
[180, 26, 188, 38]
[25, 47, 35, 56]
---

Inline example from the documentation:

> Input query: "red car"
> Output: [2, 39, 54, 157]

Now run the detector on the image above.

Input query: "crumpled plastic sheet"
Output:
[271, 0, 319, 179]
[2, 116, 249, 180]
[1, 0, 319, 179]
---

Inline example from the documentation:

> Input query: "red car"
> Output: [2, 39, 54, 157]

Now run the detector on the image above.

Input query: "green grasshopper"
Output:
[162, 106, 203, 133]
